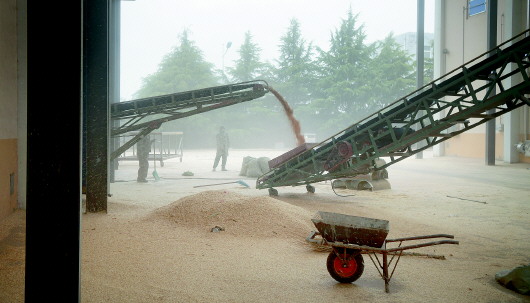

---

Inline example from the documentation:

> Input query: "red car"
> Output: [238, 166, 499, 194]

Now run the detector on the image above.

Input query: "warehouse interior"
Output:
[1, 0, 529, 301]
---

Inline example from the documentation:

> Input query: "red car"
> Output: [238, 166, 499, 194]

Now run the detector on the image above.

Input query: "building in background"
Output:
[1, 1, 530, 223]
[0, 0, 23, 220]
[433, 0, 530, 163]
[394, 32, 435, 60]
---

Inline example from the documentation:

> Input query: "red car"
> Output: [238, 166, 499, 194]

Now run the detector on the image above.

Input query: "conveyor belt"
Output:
[110, 80, 268, 160]
[257, 31, 530, 195]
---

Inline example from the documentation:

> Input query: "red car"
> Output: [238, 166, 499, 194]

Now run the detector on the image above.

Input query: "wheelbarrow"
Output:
[306, 211, 459, 293]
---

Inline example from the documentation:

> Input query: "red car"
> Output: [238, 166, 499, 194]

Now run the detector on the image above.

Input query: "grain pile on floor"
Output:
[152, 190, 314, 239]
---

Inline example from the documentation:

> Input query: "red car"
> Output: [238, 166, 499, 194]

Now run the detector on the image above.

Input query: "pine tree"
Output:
[228, 31, 265, 82]
[273, 18, 316, 106]
[311, 8, 376, 135]
[134, 30, 218, 98]
[370, 33, 415, 109]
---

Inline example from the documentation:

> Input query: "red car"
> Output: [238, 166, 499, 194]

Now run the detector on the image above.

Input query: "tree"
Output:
[310, 8, 377, 135]
[369, 33, 415, 109]
[134, 30, 218, 99]
[227, 31, 266, 82]
[251, 18, 319, 140]
[423, 40, 435, 84]
[131, 30, 220, 148]
[273, 18, 316, 106]
[224, 31, 280, 146]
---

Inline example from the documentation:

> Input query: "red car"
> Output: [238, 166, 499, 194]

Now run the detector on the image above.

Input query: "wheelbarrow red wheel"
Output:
[326, 249, 364, 283]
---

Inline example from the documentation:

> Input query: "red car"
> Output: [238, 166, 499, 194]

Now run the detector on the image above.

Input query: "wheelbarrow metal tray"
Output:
[311, 211, 389, 248]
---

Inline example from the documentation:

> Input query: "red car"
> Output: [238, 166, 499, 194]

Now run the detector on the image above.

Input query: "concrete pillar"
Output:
[110, 0, 121, 183]
[416, 0, 425, 159]
[485, 0, 498, 165]
[503, 0, 524, 163]
[25, 1, 82, 301]
[434, 0, 446, 157]
[16, 0, 27, 209]
[84, 0, 110, 212]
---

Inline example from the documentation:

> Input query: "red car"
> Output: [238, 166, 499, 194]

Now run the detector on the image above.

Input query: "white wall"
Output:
[435, 0, 530, 162]
[0, 0, 20, 219]
[0, 0, 18, 139]
[17, 0, 27, 208]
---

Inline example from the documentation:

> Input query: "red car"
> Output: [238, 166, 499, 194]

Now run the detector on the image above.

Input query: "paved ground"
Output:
[1, 148, 529, 302]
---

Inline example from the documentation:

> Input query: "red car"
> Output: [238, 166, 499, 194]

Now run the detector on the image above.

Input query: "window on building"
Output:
[424, 45, 433, 59]
[469, 0, 486, 16]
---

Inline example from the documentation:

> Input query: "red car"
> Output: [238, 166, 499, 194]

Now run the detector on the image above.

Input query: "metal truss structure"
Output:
[110, 80, 269, 160]
[257, 31, 530, 195]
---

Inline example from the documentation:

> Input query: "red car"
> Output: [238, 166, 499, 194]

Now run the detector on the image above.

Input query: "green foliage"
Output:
[227, 31, 266, 82]
[134, 30, 218, 99]
[411, 39, 435, 87]
[423, 40, 435, 84]
[272, 18, 316, 106]
[370, 33, 416, 109]
[312, 8, 377, 121]
[130, 9, 424, 149]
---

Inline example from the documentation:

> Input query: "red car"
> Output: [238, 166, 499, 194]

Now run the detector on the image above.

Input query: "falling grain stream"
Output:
[266, 86, 306, 146]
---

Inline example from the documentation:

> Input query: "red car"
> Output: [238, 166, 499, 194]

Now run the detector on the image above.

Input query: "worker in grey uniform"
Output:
[136, 134, 152, 182]
[213, 126, 229, 171]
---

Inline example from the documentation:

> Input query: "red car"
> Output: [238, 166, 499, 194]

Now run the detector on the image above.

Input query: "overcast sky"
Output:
[120, 0, 435, 100]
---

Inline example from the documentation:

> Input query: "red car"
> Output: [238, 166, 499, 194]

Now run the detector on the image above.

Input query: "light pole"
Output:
[222, 41, 232, 82]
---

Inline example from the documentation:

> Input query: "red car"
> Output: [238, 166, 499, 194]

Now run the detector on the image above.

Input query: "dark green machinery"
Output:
[83, 80, 268, 193]
[110, 80, 269, 160]
[257, 31, 530, 196]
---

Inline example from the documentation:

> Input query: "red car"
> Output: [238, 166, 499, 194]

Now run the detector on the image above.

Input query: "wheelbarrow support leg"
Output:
[383, 251, 389, 293]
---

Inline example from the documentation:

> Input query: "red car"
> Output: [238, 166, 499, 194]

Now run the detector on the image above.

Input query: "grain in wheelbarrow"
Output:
[151, 190, 315, 239]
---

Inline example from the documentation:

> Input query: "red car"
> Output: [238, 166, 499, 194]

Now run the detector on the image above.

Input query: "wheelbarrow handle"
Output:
[385, 234, 455, 243]
[384, 240, 459, 253]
